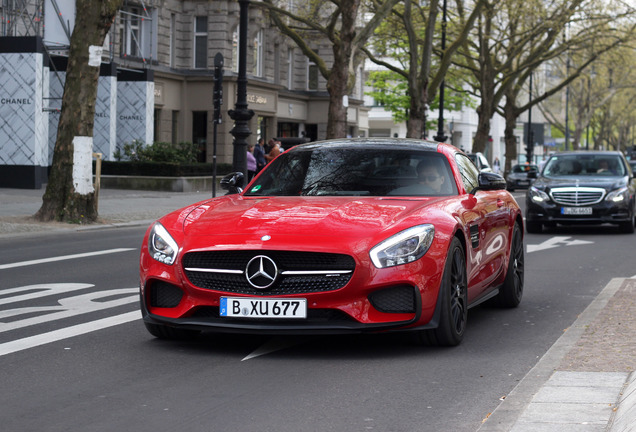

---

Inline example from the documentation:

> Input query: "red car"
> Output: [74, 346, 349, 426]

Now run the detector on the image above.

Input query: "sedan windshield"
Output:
[543, 155, 626, 177]
[244, 147, 458, 197]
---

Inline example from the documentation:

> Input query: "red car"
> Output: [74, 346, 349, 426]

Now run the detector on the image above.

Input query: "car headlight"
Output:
[606, 187, 628, 203]
[529, 186, 550, 203]
[370, 224, 435, 268]
[149, 223, 179, 265]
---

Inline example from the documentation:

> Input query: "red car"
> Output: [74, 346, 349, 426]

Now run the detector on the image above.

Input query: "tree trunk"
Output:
[472, 101, 494, 153]
[35, 0, 122, 223]
[503, 103, 519, 176]
[326, 57, 350, 138]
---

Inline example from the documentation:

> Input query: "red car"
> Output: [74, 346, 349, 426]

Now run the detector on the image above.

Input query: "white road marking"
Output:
[0, 248, 135, 270]
[0, 311, 139, 357]
[527, 236, 594, 253]
[0, 288, 138, 332]
[0, 283, 94, 305]
[242, 337, 304, 361]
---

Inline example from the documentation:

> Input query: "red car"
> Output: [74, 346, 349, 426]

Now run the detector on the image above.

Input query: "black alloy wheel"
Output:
[496, 223, 524, 308]
[419, 237, 467, 346]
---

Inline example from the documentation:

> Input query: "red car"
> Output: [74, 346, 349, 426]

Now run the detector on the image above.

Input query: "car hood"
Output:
[177, 195, 450, 251]
[532, 176, 627, 191]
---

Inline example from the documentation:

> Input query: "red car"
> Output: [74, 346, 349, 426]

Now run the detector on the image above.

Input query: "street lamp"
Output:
[433, 0, 448, 143]
[228, 0, 254, 181]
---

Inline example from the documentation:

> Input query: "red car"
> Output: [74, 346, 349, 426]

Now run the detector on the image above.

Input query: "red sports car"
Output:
[140, 139, 524, 346]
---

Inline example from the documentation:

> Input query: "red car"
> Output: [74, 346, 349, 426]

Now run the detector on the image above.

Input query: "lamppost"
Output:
[526, 71, 534, 164]
[433, 0, 448, 143]
[228, 0, 254, 181]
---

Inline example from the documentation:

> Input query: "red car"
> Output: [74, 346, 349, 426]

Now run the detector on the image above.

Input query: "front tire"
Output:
[419, 237, 467, 347]
[495, 223, 524, 308]
[619, 216, 634, 234]
[526, 220, 542, 234]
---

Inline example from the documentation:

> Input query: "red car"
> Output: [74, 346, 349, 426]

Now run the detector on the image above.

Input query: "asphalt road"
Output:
[1, 192, 634, 432]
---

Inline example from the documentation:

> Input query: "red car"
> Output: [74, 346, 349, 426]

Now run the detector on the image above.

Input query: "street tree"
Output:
[457, 0, 632, 173]
[363, 0, 485, 139]
[540, 42, 636, 151]
[259, 0, 400, 138]
[36, 0, 123, 223]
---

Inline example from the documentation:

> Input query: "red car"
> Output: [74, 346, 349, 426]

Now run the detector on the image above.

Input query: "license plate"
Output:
[562, 207, 593, 215]
[518, 181, 530, 186]
[220, 297, 307, 319]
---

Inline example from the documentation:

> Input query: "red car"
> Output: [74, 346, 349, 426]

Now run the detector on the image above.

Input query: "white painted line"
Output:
[242, 337, 304, 361]
[0, 311, 139, 357]
[0, 248, 135, 270]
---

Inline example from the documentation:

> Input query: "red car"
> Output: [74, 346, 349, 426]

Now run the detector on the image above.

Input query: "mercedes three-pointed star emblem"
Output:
[245, 255, 278, 289]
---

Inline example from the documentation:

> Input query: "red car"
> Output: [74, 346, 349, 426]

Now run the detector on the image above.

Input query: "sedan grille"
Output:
[182, 251, 356, 295]
[550, 187, 605, 206]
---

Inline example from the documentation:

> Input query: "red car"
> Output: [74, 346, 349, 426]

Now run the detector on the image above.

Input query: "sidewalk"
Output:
[0, 186, 213, 236]
[0, 187, 635, 431]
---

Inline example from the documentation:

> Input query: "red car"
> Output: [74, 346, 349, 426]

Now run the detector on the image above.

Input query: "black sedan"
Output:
[525, 151, 635, 234]
[506, 164, 538, 191]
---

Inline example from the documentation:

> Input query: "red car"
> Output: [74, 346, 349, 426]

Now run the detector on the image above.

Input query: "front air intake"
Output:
[369, 285, 417, 313]
[149, 281, 183, 308]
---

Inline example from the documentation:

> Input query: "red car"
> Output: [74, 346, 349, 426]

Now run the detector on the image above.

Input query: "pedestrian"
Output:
[265, 140, 281, 163]
[493, 157, 501, 174]
[247, 144, 257, 181]
[253, 138, 267, 172]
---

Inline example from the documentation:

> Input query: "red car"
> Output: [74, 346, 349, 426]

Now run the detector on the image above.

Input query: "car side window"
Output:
[456, 154, 480, 193]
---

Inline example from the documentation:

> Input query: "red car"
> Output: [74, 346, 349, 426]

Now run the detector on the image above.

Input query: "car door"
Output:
[455, 154, 509, 301]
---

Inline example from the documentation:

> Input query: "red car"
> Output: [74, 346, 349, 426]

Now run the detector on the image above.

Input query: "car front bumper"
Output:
[526, 197, 633, 225]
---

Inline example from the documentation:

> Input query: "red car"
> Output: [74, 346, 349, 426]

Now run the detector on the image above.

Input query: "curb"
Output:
[478, 277, 626, 431]
[609, 371, 636, 432]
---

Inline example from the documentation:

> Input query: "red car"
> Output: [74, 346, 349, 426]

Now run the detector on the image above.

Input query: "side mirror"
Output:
[471, 172, 507, 194]
[220, 172, 245, 194]
[527, 171, 538, 179]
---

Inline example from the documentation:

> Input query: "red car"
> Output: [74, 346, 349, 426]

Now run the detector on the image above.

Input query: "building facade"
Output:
[0, 0, 368, 188]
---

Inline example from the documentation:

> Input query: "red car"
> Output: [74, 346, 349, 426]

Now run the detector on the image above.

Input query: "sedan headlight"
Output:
[528, 186, 550, 203]
[370, 225, 435, 268]
[149, 223, 179, 265]
[606, 187, 628, 203]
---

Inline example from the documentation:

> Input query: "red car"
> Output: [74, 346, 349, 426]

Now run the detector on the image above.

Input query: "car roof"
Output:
[549, 151, 623, 157]
[290, 138, 442, 152]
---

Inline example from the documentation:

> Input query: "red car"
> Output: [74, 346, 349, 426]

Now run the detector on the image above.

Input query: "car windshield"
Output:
[543, 154, 626, 177]
[244, 147, 458, 197]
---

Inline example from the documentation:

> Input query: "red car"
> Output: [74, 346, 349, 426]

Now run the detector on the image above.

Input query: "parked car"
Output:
[466, 152, 492, 172]
[525, 151, 636, 234]
[506, 164, 539, 191]
[140, 138, 524, 346]
[629, 159, 636, 173]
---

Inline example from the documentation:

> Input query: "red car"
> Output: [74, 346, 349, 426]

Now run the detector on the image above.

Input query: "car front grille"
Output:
[550, 187, 605, 206]
[182, 251, 356, 295]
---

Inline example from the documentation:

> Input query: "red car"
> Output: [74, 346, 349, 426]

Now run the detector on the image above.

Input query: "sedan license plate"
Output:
[220, 297, 307, 319]
[562, 207, 593, 215]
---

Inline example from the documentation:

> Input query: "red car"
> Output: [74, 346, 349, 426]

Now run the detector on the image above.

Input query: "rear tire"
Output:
[417, 237, 467, 347]
[495, 223, 524, 308]
[144, 322, 200, 340]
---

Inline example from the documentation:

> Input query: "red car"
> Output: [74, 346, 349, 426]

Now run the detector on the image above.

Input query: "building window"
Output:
[172, 110, 179, 145]
[120, 7, 141, 57]
[194, 16, 208, 69]
[287, 48, 294, 89]
[232, 27, 239, 73]
[307, 62, 318, 90]
[169, 13, 176, 67]
[192, 111, 208, 162]
[253, 30, 263, 76]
